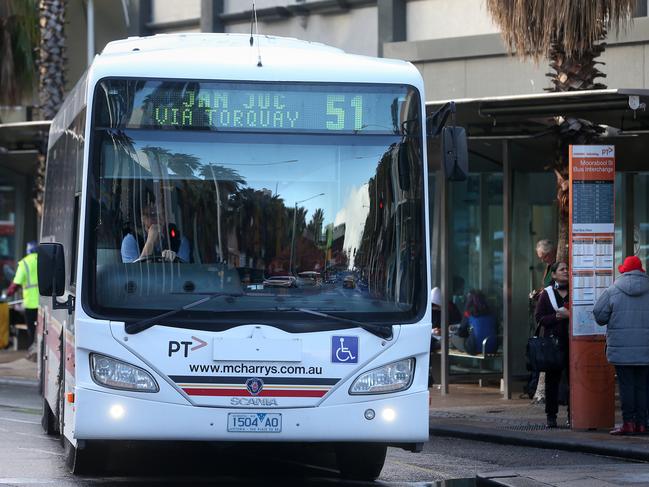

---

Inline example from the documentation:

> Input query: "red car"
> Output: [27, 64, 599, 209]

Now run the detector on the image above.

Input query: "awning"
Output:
[0, 121, 50, 176]
[426, 89, 649, 172]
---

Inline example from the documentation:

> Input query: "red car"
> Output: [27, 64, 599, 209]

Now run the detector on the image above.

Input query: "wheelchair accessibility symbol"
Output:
[331, 336, 358, 363]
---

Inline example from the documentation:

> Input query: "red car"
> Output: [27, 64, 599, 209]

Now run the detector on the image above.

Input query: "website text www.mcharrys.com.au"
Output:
[188, 363, 324, 375]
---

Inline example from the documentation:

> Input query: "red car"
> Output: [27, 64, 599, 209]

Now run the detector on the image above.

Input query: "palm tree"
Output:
[32, 0, 67, 217]
[199, 164, 245, 262]
[307, 208, 325, 243]
[485, 0, 636, 261]
[0, 0, 38, 108]
[37, 0, 66, 120]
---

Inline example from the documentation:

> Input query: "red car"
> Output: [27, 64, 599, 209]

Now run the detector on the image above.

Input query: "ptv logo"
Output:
[168, 336, 208, 357]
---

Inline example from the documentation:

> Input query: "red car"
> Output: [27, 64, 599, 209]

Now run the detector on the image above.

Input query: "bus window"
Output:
[86, 79, 426, 326]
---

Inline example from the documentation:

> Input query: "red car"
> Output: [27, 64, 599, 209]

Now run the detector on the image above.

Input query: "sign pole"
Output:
[569, 145, 616, 430]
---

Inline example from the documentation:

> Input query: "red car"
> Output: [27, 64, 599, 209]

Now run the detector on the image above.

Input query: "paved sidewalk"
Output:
[429, 383, 649, 461]
[477, 463, 649, 486]
[430, 383, 649, 485]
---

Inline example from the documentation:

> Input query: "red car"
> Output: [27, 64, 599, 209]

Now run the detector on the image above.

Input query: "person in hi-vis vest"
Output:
[7, 241, 38, 348]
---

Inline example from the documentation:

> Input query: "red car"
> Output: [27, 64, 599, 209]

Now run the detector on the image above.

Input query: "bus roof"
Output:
[92, 33, 423, 88]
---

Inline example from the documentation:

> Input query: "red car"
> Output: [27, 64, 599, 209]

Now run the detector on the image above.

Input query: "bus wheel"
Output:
[41, 398, 58, 435]
[335, 443, 387, 481]
[64, 438, 104, 475]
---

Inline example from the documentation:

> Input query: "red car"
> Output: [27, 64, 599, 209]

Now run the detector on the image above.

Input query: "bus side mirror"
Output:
[442, 126, 468, 181]
[398, 144, 411, 191]
[38, 243, 66, 297]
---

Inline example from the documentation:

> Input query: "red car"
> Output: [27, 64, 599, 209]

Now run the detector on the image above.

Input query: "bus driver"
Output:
[120, 204, 189, 263]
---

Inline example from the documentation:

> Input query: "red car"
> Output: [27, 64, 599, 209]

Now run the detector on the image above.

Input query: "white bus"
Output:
[37, 33, 432, 480]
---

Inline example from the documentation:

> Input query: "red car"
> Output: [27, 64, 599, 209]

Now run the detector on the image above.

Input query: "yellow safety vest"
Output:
[13, 252, 39, 309]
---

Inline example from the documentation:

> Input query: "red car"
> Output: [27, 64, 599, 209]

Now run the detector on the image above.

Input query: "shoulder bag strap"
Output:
[545, 285, 559, 311]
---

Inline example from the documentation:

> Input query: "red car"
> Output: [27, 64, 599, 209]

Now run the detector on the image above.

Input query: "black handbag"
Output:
[526, 325, 565, 372]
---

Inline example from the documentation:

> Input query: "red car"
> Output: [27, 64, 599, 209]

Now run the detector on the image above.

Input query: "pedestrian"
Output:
[593, 255, 649, 435]
[534, 261, 570, 428]
[536, 239, 556, 288]
[6, 241, 39, 354]
[450, 289, 497, 355]
[530, 239, 556, 404]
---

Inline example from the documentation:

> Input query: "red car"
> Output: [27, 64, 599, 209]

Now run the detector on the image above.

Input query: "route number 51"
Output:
[326, 95, 363, 131]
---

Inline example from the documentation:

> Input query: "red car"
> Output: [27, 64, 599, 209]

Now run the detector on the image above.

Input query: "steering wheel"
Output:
[133, 254, 182, 264]
[134, 255, 166, 264]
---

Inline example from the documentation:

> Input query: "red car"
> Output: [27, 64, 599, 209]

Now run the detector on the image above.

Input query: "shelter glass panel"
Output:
[448, 168, 502, 377]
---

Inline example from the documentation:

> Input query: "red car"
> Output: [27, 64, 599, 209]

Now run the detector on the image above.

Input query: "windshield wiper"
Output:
[125, 292, 244, 335]
[288, 307, 393, 339]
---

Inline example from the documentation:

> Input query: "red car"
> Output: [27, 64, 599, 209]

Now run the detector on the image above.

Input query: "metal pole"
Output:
[502, 140, 512, 399]
[87, 0, 95, 67]
[440, 169, 449, 395]
[623, 173, 635, 258]
[290, 203, 297, 273]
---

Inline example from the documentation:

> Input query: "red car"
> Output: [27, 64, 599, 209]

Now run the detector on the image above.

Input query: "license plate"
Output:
[227, 413, 282, 433]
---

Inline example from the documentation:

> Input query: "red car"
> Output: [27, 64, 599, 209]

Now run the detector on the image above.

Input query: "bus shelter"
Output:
[0, 121, 48, 288]
[427, 89, 649, 398]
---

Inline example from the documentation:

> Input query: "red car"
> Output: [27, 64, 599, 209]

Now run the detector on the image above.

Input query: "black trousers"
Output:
[24, 308, 37, 348]
[615, 365, 649, 424]
[545, 367, 569, 419]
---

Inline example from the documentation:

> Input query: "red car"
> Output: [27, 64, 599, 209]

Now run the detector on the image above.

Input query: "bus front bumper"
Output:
[73, 387, 429, 443]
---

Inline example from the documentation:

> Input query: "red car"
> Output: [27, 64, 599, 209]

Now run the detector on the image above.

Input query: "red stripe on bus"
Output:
[46, 323, 60, 353]
[183, 388, 327, 398]
[65, 332, 75, 375]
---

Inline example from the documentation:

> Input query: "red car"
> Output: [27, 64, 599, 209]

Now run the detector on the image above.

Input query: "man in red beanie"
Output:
[594, 255, 649, 435]
[618, 255, 645, 274]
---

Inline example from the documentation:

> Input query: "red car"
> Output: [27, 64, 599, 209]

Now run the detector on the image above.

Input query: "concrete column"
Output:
[127, 0, 151, 37]
[201, 0, 224, 33]
[377, 0, 405, 57]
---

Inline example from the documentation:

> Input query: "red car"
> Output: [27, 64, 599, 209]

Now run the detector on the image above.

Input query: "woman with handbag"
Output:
[534, 262, 570, 428]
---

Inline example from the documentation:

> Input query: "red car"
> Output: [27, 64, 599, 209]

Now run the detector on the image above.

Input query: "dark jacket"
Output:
[593, 270, 649, 365]
[457, 314, 497, 355]
[534, 287, 569, 346]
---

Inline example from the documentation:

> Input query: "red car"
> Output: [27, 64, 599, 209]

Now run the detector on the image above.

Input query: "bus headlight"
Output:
[349, 358, 415, 395]
[90, 353, 159, 392]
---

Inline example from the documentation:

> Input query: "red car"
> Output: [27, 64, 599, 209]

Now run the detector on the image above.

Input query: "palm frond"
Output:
[0, 0, 38, 105]
[486, 0, 636, 60]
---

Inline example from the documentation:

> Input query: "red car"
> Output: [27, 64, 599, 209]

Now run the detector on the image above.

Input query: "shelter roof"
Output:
[427, 89, 649, 139]
[426, 89, 649, 172]
[0, 121, 50, 176]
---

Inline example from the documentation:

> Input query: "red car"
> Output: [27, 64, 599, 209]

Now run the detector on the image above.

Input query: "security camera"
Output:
[628, 95, 646, 111]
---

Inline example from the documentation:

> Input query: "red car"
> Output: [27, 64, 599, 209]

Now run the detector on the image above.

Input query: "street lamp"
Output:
[289, 193, 325, 274]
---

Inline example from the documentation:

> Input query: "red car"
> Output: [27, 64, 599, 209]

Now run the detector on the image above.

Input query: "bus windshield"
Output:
[86, 79, 426, 326]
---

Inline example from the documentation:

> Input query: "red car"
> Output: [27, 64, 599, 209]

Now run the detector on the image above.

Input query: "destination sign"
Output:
[135, 82, 413, 134]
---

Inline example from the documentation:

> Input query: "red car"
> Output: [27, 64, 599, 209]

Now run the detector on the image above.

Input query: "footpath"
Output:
[429, 383, 649, 486]
[1, 350, 648, 485]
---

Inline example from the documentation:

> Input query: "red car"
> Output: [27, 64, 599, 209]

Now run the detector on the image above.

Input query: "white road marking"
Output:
[16, 431, 51, 439]
[0, 479, 56, 484]
[0, 416, 39, 424]
[17, 447, 64, 456]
